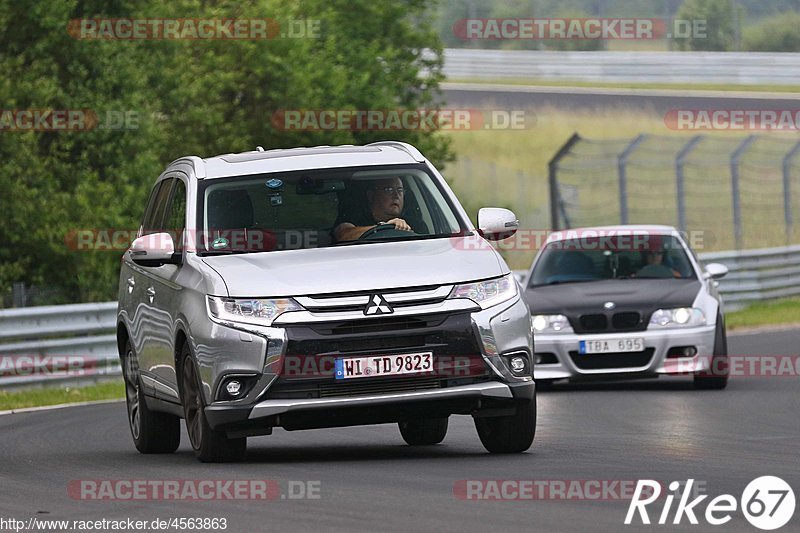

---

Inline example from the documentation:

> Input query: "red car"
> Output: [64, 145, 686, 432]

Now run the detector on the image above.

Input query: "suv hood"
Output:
[202, 236, 506, 297]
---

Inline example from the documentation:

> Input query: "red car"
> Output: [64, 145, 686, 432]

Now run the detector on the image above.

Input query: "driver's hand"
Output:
[387, 218, 412, 231]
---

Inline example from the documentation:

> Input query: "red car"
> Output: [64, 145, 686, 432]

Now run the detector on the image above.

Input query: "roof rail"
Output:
[166, 155, 206, 178]
[367, 141, 425, 162]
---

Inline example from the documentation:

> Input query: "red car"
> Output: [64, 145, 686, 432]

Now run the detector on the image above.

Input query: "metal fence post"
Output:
[782, 141, 800, 243]
[12, 282, 27, 308]
[617, 135, 647, 225]
[548, 133, 581, 230]
[675, 135, 703, 233]
[730, 135, 757, 250]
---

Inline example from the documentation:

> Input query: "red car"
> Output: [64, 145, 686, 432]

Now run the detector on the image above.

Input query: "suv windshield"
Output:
[196, 164, 466, 254]
[530, 234, 696, 286]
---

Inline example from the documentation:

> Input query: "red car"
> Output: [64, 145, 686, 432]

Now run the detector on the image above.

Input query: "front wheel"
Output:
[122, 340, 180, 454]
[180, 345, 246, 462]
[475, 395, 536, 453]
[399, 418, 448, 445]
[694, 317, 728, 390]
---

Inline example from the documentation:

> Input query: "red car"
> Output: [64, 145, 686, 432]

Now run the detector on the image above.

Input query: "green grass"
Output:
[0, 380, 124, 411]
[446, 78, 800, 94]
[726, 297, 800, 331]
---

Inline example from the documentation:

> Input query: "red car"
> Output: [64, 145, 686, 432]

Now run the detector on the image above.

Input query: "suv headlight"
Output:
[207, 296, 303, 327]
[531, 314, 574, 334]
[449, 273, 517, 309]
[648, 307, 706, 329]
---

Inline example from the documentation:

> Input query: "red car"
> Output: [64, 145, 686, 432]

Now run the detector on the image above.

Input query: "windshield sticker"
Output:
[211, 236, 229, 249]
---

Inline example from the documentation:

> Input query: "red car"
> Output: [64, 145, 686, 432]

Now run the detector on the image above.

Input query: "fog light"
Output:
[683, 347, 698, 357]
[534, 354, 543, 364]
[225, 380, 242, 397]
[510, 356, 527, 373]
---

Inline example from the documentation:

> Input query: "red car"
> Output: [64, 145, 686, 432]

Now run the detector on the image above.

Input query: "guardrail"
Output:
[0, 302, 119, 389]
[700, 244, 800, 306]
[443, 49, 800, 85]
[2, 245, 799, 389]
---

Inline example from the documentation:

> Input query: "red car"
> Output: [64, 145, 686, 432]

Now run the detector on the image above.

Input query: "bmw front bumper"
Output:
[533, 324, 717, 381]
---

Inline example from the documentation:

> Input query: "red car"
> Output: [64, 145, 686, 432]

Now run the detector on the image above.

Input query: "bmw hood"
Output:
[201, 236, 506, 297]
[524, 278, 702, 315]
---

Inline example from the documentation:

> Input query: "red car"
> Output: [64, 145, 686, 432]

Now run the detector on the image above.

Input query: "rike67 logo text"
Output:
[626, 477, 795, 530]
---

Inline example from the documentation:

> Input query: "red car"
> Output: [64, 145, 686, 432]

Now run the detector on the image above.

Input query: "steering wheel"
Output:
[359, 223, 397, 240]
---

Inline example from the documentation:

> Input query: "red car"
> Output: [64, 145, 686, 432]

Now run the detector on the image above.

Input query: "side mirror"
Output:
[704, 262, 728, 280]
[130, 232, 178, 267]
[478, 207, 519, 241]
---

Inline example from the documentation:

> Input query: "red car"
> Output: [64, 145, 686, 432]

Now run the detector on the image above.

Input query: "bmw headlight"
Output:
[449, 273, 517, 309]
[648, 307, 706, 329]
[207, 296, 303, 327]
[531, 314, 574, 334]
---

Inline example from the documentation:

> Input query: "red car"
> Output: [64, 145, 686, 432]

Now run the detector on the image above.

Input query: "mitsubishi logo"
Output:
[364, 294, 393, 316]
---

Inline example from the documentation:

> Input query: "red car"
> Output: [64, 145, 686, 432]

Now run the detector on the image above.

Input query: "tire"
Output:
[475, 395, 536, 454]
[399, 417, 448, 445]
[122, 340, 180, 454]
[180, 344, 246, 462]
[694, 316, 729, 390]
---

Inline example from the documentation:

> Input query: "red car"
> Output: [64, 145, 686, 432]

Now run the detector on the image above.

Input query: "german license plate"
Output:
[334, 352, 433, 380]
[579, 338, 644, 354]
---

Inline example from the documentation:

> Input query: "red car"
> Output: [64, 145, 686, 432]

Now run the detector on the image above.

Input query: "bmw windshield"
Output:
[530, 234, 697, 287]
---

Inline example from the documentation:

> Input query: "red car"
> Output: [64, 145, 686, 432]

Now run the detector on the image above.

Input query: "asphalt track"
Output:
[442, 82, 800, 114]
[1, 328, 798, 532]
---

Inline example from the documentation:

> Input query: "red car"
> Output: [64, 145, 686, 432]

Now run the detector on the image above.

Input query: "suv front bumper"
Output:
[201, 294, 535, 435]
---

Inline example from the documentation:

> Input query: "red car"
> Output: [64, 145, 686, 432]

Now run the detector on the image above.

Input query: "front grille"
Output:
[265, 375, 492, 399]
[580, 314, 608, 331]
[573, 311, 646, 333]
[568, 348, 655, 370]
[319, 377, 441, 398]
[310, 315, 445, 336]
[612, 312, 641, 329]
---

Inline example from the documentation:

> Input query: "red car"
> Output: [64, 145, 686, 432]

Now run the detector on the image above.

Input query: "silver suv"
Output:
[117, 141, 536, 462]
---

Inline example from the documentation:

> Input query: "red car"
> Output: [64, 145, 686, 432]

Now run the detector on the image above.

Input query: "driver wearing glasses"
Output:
[334, 176, 414, 241]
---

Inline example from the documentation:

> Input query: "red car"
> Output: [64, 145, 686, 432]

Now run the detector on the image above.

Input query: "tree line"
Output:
[0, 0, 451, 305]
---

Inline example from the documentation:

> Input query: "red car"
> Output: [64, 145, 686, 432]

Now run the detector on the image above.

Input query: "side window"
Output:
[141, 179, 175, 236]
[165, 179, 187, 252]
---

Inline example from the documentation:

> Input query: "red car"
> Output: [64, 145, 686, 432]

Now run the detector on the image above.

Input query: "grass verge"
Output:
[725, 297, 800, 331]
[0, 380, 124, 411]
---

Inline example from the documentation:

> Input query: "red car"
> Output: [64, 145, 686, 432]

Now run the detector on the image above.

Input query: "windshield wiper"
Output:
[531, 278, 598, 287]
[199, 249, 254, 256]
[332, 233, 457, 246]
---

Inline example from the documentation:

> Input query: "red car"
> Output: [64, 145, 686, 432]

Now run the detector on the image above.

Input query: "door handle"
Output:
[127, 277, 135, 287]
[146, 287, 155, 303]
